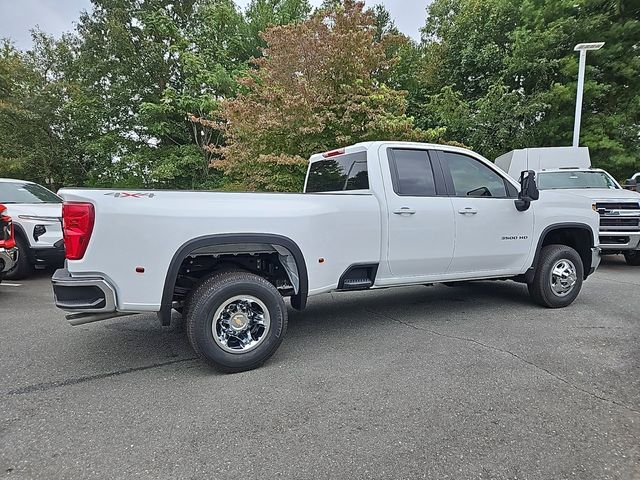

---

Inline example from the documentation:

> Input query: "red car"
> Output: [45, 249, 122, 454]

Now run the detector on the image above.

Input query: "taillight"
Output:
[62, 202, 95, 260]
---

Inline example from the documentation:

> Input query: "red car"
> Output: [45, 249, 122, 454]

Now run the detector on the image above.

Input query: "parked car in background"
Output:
[52, 142, 600, 373]
[0, 179, 64, 279]
[496, 148, 640, 266]
[0, 204, 18, 283]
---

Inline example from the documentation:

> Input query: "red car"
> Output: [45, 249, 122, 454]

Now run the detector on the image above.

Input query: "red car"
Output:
[0, 204, 18, 283]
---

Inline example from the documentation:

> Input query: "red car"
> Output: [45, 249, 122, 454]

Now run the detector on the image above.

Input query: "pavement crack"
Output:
[365, 308, 640, 416]
[6, 357, 198, 396]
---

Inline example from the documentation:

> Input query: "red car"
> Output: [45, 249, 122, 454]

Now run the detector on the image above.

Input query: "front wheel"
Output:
[528, 245, 584, 308]
[623, 250, 640, 266]
[186, 271, 288, 373]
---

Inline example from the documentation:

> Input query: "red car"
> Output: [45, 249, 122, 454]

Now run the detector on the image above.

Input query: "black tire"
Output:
[528, 244, 584, 308]
[623, 250, 640, 266]
[186, 270, 288, 373]
[5, 236, 34, 280]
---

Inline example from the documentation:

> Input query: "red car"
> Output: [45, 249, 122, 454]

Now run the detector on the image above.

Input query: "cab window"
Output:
[389, 149, 438, 196]
[441, 152, 509, 198]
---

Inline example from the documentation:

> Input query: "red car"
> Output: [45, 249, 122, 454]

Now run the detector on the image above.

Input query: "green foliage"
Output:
[415, 0, 640, 179]
[1, 0, 312, 189]
[216, 0, 443, 192]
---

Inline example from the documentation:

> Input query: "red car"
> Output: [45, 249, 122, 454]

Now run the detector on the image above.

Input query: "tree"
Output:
[415, 0, 640, 179]
[215, 0, 443, 191]
[0, 36, 87, 188]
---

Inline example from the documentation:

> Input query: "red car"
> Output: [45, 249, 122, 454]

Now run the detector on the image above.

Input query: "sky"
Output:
[0, 0, 429, 50]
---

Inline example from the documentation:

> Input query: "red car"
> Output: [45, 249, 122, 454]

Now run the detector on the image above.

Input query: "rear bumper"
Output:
[51, 268, 117, 313]
[0, 247, 18, 273]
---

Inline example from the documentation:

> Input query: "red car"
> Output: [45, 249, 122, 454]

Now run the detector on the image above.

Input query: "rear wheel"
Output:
[5, 236, 34, 280]
[186, 271, 288, 373]
[623, 250, 640, 266]
[528, 245, 584, 308]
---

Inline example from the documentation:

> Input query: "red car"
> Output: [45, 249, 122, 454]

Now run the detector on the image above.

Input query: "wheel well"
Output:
[159, 234, 309, 326]
[12, 223, 28, 243]
[174, 247, 295, 305]
[539, 227, 593, 276]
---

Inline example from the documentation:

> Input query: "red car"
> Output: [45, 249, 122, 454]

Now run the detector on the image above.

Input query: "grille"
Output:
[600, 236, 631, 245]
[596, 202, 640, 210]
[600, 218, 639, 228]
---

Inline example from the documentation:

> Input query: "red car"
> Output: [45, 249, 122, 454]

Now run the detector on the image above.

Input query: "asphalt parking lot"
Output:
[1, 257, 639, 480]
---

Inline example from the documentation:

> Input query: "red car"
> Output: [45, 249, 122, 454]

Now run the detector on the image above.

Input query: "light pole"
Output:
[572, 42, 604, 147]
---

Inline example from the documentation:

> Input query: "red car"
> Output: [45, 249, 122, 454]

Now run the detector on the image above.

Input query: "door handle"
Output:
[393, 207, 416, 215]
[458, 207, 478, 215]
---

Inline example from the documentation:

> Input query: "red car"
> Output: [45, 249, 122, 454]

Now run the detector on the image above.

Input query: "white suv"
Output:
[0, 179, 64, 279]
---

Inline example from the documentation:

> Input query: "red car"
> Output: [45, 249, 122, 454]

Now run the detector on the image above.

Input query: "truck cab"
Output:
[496, 147, 640, 265]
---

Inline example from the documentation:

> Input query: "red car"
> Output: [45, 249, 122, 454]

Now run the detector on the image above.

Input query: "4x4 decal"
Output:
[104, 192, 155, 198]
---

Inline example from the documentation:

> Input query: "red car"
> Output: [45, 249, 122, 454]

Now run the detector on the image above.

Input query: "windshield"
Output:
[537, 171, 619, 190]
[0, 182, 62, 204]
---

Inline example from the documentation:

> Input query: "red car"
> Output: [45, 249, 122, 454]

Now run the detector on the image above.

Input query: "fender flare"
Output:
[159, 233, 309, 326]
[525, 222, 596, 283]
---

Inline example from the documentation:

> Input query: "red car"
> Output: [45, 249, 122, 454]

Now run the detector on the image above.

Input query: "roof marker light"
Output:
[322, 148, 345, 158]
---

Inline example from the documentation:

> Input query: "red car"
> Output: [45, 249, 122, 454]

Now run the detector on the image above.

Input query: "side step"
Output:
[343, 278, 373, 289]
[338, 263, 379, 291]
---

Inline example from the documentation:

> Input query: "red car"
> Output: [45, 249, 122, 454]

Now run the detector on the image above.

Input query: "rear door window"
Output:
[305, 152, 369, 192]
[389, 149, 439, 196]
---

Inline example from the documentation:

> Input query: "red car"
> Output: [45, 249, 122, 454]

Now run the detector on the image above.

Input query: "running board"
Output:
[66, 311, 136, 326]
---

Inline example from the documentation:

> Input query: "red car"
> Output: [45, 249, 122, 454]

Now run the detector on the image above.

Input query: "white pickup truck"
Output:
[496, 147, 640, 265]
[52, 142, 601, 372]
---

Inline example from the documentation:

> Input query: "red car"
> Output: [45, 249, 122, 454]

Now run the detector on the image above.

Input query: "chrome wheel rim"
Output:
[549, 259, 577, 297]
[212, 295, 271, 354]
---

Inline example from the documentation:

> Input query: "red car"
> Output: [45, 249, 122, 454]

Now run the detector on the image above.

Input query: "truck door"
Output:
[435, 150, 534, 275]
[381, 147, 455, 278]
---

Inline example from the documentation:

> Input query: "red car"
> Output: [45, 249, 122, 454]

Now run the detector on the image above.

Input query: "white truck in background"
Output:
[52, 142, 601, 373]
[496, 147, 640, 266]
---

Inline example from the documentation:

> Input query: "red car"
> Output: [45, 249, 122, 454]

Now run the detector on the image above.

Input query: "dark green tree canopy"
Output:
[413, 0, 640, 178]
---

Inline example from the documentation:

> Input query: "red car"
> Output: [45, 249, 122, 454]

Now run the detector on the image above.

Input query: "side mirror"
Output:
[515, 170, 539, 212]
